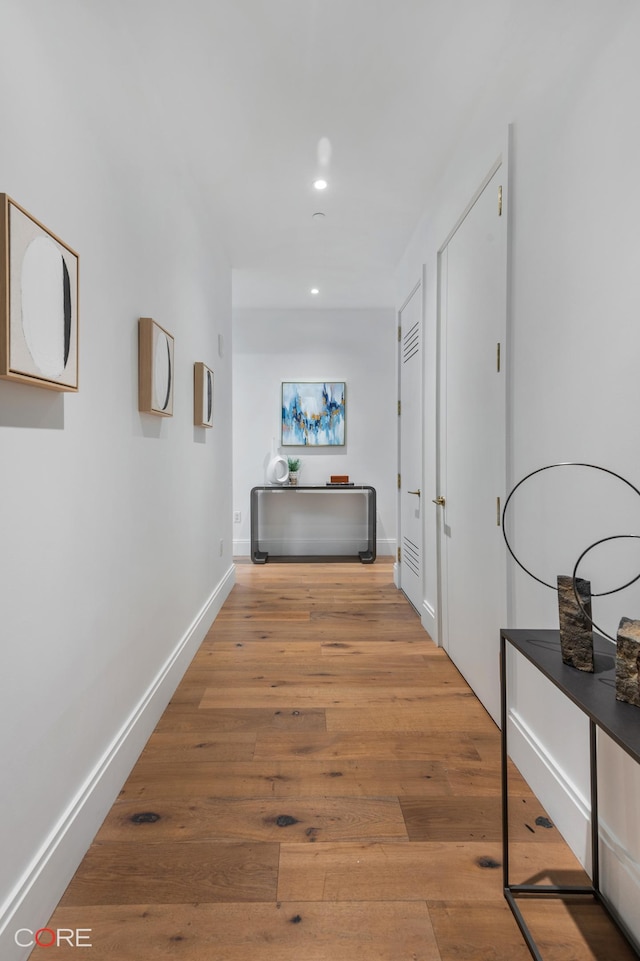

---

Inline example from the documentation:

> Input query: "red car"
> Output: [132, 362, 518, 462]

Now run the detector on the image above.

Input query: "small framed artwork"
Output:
[0, 194, 79, 391]
[138, 317, 174, 416]
[282, 381, 346, 446]
[194, 362, 213, 427]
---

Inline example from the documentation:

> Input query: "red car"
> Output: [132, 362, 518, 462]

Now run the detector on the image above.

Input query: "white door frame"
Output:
[396, 270, 426, 616]
[434, 145, 511, 714]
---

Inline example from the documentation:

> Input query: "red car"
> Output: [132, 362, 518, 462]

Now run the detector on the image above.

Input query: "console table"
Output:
[500, 628, 640, 960]
[250, 485, 376, 564]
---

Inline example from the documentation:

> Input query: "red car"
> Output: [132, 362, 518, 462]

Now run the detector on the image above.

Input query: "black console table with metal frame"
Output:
[500, 628, 640, 960]
[250, 484, 376, 564]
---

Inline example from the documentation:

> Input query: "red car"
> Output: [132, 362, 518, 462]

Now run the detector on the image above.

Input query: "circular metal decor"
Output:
[501, 462, 640, 591]
[571, 534, 640, 642]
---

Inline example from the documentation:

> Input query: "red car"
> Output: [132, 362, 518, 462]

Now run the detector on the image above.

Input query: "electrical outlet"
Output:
[233, 511, 241, 523]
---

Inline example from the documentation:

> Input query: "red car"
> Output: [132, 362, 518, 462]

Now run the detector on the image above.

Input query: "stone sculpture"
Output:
[616, 617, 640, 707]
[557, 575, 594, 672]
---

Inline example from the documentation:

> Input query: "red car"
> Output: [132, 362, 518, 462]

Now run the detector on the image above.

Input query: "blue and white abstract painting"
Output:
[282, 382, 345, 446]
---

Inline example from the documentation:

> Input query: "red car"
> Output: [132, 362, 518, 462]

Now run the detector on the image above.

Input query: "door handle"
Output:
[407, 489, 421, 497]
[432, 496, 446, 507]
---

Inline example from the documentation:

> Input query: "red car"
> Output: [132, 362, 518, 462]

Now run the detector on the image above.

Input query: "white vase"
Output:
[266, 456, 288, 485]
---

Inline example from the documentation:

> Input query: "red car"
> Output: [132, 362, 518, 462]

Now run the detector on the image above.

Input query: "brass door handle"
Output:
[432, 496, 446, 507]
[407, 489, 421, 497]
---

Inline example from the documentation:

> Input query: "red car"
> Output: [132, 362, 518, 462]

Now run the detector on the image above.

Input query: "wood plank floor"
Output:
[41, 559, 635, 960]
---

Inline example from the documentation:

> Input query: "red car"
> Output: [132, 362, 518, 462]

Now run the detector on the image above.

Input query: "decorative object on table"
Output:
[265, 437, 289, 486]
[138, 317, 174, 416]
[557, 575, 594, 671]
[331, 475, 349, 484]
[570, 534, 640, 642]
[616, 617, 640, 707]
[282, 381, 345, 446]
[194, 362, 214, 427]
[266, 456, 288, 485]
[502, 463, 640, 668]
[287, 457, 301, 486]
[0, 193, 79, 391]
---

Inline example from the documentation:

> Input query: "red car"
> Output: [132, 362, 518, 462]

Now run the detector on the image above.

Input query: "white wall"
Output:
[396, 0, 640, 947]
[0, 5, 234, 957]
[232, 308, 396, 557]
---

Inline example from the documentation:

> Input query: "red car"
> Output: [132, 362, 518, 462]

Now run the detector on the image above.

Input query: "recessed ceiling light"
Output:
[310, 288, 320, 296]
[312, 212, 325, 220]
[313, 179, 328, 191]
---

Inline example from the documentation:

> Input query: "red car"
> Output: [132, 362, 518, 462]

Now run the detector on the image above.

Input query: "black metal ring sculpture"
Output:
[501, 462, 640, 591]
[571, 535, 640, 643]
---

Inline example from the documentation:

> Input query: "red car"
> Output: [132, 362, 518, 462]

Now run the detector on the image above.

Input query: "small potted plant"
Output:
[287, 457, 302, 486]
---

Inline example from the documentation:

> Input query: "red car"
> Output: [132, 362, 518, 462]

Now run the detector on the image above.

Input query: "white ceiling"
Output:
[71, 0, 600, 309]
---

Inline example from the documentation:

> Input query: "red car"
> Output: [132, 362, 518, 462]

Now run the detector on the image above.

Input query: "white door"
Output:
[399, 278, 424, 614]
[437, 165, 507, 724]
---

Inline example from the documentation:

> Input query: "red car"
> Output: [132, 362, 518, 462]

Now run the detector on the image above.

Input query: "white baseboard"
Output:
[376, 539, 395, 556]
[421, 599, 437, 641]
[0, 564, 235, 961]
[506, 649, 640, 950]
[234, 538, 395, 558]
[507, 706, 640, 951]
[599, 820, 640, 951]
[507, 706, 591, 871]
[392, 572, 437, 644]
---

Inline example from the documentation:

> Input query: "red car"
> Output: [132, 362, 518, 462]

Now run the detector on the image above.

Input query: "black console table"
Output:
[500, 628, 640, 960]
[251, 484, 376, 564]
[250, 485, 376, 564]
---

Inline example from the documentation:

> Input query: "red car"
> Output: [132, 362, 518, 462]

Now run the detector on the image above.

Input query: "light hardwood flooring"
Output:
[41, 559, 635, 959]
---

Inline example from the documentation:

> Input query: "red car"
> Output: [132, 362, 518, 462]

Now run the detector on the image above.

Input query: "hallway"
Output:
[43, 560, 630, 960]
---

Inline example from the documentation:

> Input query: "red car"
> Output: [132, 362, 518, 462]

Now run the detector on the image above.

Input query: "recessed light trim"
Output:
[310, 288, 320, 296]
[313, 179, 328, 191]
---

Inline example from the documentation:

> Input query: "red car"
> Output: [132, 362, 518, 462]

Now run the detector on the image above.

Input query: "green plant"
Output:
[287, 457, 301, 472]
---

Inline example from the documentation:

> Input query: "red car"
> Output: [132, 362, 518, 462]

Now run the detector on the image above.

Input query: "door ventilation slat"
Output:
[403, 536, 420, 576]
[403, 321, 420, 364]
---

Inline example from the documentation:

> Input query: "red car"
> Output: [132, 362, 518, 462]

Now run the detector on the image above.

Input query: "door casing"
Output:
[435, 156, 509, 724]
[398, 273, 425, 616]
